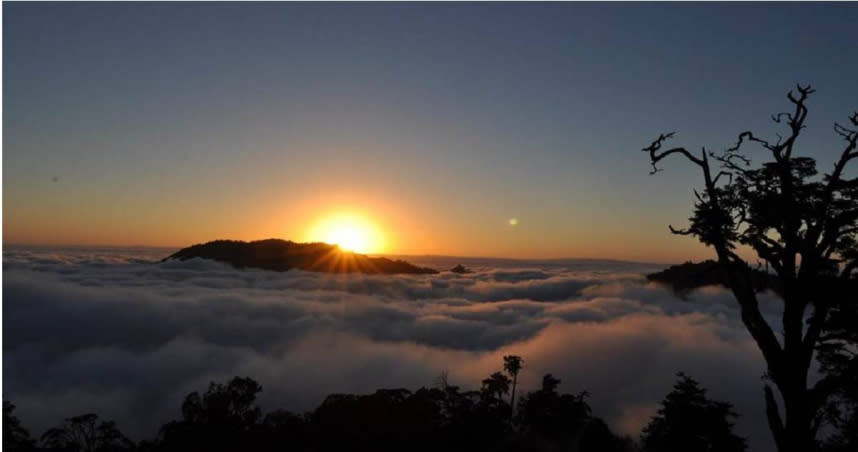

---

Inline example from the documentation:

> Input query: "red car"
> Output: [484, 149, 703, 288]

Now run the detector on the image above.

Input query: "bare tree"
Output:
[41, 413, 133, 452]
[640, 85, 858, 452]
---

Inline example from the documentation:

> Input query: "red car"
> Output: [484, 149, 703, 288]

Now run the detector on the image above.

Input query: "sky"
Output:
[4, 2, 857, 261]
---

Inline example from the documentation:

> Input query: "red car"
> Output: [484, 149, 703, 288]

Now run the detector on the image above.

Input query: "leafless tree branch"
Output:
[642, 132, 704, 174]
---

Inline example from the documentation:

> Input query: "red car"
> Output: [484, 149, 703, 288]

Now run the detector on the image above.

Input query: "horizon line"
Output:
[2, 240, 675, 266]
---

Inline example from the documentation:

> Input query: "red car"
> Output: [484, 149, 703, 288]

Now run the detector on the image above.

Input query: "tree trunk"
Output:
[781, 379, 816, 452]
[509, 374, 517, 422]
[767, 348, 817, 452]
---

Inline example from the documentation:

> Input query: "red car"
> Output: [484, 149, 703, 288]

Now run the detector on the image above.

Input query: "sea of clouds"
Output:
[3, 246, 785, 450]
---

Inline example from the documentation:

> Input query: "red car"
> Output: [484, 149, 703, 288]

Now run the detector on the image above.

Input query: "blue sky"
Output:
[4, 2, 857, 260]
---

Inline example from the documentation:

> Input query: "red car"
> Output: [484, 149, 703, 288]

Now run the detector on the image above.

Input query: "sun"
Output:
[325, 225, 370, 253]
[305, 213, 384, 254]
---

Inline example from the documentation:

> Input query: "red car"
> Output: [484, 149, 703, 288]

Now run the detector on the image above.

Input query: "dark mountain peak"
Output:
[449, 264, 473, 274]
[647, 260, 778, 295]
[164, 239, 438, 274]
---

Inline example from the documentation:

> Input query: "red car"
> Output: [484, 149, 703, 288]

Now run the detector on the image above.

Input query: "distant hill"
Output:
[647, 260, 779, 295]
[163, 239, 438, 274]
[648, 260, 858, 302]
[449, 264, 473, 274]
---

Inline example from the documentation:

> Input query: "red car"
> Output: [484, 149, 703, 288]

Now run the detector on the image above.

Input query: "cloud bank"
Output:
[3, 247, 782, 451]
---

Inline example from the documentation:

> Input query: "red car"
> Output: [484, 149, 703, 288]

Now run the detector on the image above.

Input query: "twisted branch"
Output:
[642, 132, 704, 174]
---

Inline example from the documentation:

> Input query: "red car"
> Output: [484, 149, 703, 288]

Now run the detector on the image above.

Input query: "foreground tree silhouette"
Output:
[159, 376, 264, 451]
[4, 401, 35, 451]
[641, 373, 747, 452]
[481, 371, 512, 406]
[641, 85, 858, 451]
[8, 366, 639, 452]
[517, 374, 592, 448]
[41, 413, 134, 452]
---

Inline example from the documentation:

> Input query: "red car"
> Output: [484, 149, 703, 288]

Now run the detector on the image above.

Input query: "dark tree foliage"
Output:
[641, 373, 747, 452]
[641, 85, 858, 452]
[4, 401, 35, 452]
[818, 292, 858, 452]
[481, 371, 512, 405]
[41, 413, 134, 452]
[476, 370, 514, 434]
[17, 358, 638, 452]
[156, 370, 628, 452]
[157, 376, 264, 451]
[517, 374, 589, 446]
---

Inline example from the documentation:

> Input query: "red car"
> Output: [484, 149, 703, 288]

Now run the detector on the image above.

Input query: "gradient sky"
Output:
[4, 2, 857, 262]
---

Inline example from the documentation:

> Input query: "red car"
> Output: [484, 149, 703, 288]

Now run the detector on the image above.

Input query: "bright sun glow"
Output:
[305, 213, 384, 254]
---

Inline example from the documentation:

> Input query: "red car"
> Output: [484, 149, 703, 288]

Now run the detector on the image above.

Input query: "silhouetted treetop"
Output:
[4, 401, 35, 452]
[158, 376, 266, 452]
[641, 373, 747, 452]
[180, 377, 262, 427]
[41, 413, 134, 452]
[481, 372, 511, 403]
[517, 373, 592, 444]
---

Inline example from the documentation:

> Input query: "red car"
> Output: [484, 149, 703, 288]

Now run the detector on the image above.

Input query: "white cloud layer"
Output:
[3, 247, 783, 451]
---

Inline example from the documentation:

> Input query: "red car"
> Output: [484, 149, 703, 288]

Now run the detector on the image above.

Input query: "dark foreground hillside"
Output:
[164, 239, 438, 274]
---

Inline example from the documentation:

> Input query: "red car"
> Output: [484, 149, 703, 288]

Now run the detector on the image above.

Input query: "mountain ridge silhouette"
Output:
[163, 239, 439, 274]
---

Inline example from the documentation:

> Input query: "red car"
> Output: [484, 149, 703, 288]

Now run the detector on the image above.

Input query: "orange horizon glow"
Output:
[2, 189, 720, 263]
